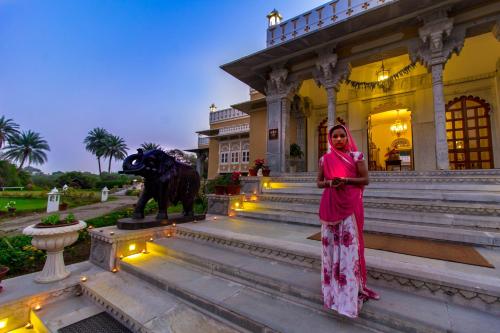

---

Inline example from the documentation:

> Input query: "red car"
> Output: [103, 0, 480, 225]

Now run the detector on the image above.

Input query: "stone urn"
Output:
[23, 221, 86, 283]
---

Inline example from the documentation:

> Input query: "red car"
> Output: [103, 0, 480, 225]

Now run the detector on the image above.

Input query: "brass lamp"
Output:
[267, 9, 282, 27]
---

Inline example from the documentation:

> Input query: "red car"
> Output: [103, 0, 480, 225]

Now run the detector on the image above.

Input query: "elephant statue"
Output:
[120, 149, 200, 221]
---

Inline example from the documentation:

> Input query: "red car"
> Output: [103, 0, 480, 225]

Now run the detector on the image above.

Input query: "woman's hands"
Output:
[325, 177, 347, 188]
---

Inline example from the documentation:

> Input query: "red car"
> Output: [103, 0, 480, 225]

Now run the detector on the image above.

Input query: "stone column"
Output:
[411, 10, 465, 170]
[314, 50, 350, 152]
[326, 86, 337, 134]
[265, 67, 299, 173]
[431, 63, 449, 169]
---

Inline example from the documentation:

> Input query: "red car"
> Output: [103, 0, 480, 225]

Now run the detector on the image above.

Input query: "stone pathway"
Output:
[0, 195, 137, 236]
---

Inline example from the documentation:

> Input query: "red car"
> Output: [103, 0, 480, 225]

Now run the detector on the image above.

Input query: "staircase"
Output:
[237, 170, 500, 247]
[9, 170, 500, 332]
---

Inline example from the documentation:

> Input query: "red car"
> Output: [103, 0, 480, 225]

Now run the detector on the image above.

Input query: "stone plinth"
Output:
[240, 176, 265, 195]
[89, 225, 174, 271]
[207, 194, 244, 216]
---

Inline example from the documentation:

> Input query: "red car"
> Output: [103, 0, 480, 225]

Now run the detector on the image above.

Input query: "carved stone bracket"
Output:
[493, 20, 500, 41]
[265, 67, 300, 100]
[313, 53, 351, 90]
[409, 10, 466, 68]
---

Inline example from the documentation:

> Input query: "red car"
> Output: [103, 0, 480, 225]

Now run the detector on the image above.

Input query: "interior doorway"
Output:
[367, 109, 413, 171]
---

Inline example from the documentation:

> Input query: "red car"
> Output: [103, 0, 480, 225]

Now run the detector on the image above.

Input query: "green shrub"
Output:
[0, 235, 46, 276]
[0, 161, 31, 187]
[56, 171, 99, 189]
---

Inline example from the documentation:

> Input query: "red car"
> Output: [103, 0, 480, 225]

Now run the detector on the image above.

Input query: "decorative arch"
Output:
[445, 95, 493, 169]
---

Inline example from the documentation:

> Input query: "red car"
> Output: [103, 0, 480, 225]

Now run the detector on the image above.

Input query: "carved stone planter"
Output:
[23, 221, 86, 283]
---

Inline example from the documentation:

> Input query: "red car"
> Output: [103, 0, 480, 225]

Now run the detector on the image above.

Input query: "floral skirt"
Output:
[321, 215, 364, 318]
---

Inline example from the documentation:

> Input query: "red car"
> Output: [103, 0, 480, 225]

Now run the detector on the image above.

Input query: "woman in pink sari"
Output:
[317, 124, 379, 318]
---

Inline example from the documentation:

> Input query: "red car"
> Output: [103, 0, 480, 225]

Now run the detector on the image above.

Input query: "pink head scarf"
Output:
[318, 125, 377, 299]
[319, 124, 363, 223]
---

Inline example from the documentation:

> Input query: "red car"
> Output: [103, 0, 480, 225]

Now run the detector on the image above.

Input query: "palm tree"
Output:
[0, 116, 20, 149]
[140, 142, 162, 151]
[84, 128, 109, 175]
[2, 130, 50, 170]
[104, 134, 128, 173]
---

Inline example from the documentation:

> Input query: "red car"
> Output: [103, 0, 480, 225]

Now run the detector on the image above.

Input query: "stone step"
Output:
[262, 187, 500, 203]
[257, 194, 500, 217]
[273, 169, 500, 182]
[143, 236, 500, 333]
[235, 209, 500, 246]
[119, 252, 382, 333]
[172, 217, 500, 316]
[33, 296, 103, 333]
[267, 181, 500, 192]
[243, 201, 500, 229]
[81, 270, 243, 333]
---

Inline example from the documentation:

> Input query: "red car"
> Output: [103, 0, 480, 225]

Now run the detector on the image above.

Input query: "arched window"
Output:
[445, 96, 494, 169]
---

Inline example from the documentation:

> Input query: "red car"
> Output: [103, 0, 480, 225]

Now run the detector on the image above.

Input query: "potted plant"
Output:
[226, 172, 241, 195]
[214, 174, 230, 195]
[262, 165, 271, 177]
[250, 159, 266, 176]
[289, 143, 304, 173]
[248, 167, 258, 176]
[0, 266, 9, 293]
[35, 213, 79, 228]
[5, 201, 16, 214]
[23, 213, 86, 283]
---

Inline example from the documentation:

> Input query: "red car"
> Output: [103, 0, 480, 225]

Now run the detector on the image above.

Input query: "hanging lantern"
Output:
[376, 61, 390, 81]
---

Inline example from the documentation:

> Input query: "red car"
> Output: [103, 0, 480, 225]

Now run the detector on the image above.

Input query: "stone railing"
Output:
[267, 0, 397, 47]
[198, 136, 209, 147]
[217, 123, 250, 136]
[209, 108, 248, 124]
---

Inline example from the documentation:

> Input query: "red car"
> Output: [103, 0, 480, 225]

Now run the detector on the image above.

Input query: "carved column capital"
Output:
[265, 67, 299, 100]
[410, 11, 465, 69]
[314, 57, 351, 91]
[493, 20, 500, 41]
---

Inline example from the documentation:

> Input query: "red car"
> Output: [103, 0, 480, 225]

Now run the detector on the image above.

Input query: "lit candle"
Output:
[80, 276, 88, 282]
[111, 268, 118, 273]
[34, 304, 42, 311]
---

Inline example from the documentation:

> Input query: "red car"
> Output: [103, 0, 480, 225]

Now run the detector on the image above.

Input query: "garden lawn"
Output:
[0, 197, 46, 213]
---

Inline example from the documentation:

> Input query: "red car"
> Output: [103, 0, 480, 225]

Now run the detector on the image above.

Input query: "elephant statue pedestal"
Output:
[117, 213, 206, 230]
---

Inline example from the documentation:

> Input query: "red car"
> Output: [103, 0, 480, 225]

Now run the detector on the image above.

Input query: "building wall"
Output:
[249, 108, 267, 166]
[207, 116, 250, 179]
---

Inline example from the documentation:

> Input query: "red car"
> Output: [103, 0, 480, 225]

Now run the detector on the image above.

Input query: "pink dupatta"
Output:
[319, 125, 378, 300]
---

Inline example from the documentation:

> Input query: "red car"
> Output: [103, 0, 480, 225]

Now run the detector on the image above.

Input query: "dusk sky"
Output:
[0, 0, 326, 173]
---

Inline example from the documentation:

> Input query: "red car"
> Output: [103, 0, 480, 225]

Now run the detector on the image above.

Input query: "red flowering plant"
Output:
[253, 159, 265, 170]
[231, 172, 241, 185]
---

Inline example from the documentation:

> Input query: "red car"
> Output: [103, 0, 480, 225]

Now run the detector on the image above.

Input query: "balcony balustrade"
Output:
[209, 107, 249, 124]
[266, 0, 397, 47]
[198, 136, 209, 147]
[217, 124, 250, 136]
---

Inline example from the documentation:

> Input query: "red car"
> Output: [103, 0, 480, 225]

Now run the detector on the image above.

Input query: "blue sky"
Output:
[0, 0, 326, 173]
